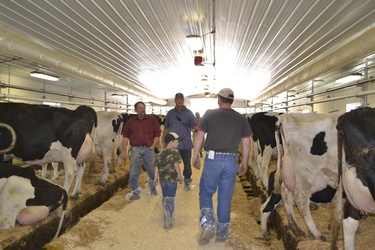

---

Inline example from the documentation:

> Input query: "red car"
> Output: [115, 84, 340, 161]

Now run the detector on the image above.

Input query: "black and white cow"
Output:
[0, 163, 67, 238]
[249, 112, 282, 189]
[93, 111, 127, 185]
[42, 111, 128, 185]
[274, 112, 341, 239]
[0, 103, 97, 199]
[332, 107, 375, 250]
[260, 170, 337, 237]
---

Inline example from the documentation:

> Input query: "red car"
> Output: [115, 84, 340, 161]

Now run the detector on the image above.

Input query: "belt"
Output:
[207, 151, 238, 156]
[132, 145, 148, 148]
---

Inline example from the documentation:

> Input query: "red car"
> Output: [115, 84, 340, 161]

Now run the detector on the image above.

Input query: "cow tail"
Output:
[273, 122, 282, 194]
[54, 189, 68, 239]
[331, 128, 344, 250]
[0, 122, 17, 154]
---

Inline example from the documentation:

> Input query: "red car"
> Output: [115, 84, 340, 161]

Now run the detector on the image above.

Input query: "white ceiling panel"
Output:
[0, 0, 374, 105]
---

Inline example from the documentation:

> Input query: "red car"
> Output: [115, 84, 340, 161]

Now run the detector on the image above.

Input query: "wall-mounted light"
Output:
[335, 73, 363, 84]
[195, 56, 204, 66]
[186, 34, 202, 51]
[30, 70, 59, 81]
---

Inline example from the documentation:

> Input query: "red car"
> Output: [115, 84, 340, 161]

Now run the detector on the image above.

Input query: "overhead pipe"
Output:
[251, 26, 375, 104]
[262, 77, 374, 110]
[0, 82, 129, 107]
[0, 93, 131, 111]
[262, 88, 375, 111]
[0, 26, 167, 105]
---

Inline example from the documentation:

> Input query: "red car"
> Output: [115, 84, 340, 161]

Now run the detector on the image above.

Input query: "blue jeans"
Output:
[199, 154, 238, 224]
[129, 146, 155, 191]
[179, 149, 192, 180]
[161, 182, 177, 197]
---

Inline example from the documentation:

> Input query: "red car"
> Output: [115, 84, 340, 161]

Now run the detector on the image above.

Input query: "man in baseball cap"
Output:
[174, 92, 184, 99]
[163, 92, 196, 191]
[217, 88, 234, 100]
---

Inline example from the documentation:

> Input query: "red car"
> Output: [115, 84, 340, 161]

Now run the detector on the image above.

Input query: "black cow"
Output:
[0, 163, 67, 238]
[0, 103, 97, 199]
[332, 107, 375, 250]
[248, 112, 282, 189]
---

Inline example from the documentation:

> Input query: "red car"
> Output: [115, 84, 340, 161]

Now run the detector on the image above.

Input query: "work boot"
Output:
[216, 222, 230, 242]
[148, 178, 158, 196]
[150, 187, 158, 196]
[125, 187, 142, 200]
[163, 197, 174, 229]
[198, 208, 215, 245]
[127, 193, 140, 200]
[184, 178, 192, 191]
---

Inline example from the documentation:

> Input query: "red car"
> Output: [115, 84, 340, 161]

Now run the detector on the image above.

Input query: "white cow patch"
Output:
[344, 167, 375, 213]
[0, 176, 35, 229]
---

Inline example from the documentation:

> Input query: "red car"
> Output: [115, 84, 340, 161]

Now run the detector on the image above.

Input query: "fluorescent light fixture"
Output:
[335, 73, 363, 84]
[30, 71, 59, 81]
[43, 101, 61, 106]
[186, 35, 202, 51]
[111, 93, 125, 98]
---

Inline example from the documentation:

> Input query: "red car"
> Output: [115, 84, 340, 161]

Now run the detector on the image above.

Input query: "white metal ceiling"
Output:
[0, 0, 375, 105]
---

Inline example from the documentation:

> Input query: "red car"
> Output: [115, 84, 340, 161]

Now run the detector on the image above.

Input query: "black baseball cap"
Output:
[165, 132, 183, 145]
[175, 93, 184, 99]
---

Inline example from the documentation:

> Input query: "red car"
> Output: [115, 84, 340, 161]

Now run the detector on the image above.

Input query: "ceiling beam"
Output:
[0, 26, 167, 105]
[251, 26, 375, 105]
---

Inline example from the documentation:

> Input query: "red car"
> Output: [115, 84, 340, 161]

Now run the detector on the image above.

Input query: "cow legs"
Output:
[70, 163, 86, 199]
[98, 159, 109, 186]
[260, 146, 273, 190]
[249, 140, 260, 179]
[62, 160, 77, 196]
[41, 163, 48, 178]
[281, 183, 305, 236]
[51, 162, 59, 180]
[260, 191, 281, 237]
[343, 200, 361, 250]
[294, 187, 322, 239]
[41, 162, 59, 180]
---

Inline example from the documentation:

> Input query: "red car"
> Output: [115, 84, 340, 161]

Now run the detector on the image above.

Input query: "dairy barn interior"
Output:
[1, 0, 375, 249]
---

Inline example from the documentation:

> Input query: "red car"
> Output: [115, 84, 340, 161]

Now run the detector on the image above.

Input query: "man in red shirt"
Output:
[121, 101, 161, 200]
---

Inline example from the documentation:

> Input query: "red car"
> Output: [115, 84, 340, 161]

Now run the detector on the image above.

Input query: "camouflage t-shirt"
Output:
[154, 148, 182, 183]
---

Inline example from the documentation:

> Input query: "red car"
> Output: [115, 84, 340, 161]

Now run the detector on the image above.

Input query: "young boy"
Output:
[154, 132, 183, 229]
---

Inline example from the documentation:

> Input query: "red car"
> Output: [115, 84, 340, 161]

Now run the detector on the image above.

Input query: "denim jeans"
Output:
[199, 154, 238, 224]
[161, 182, 177, 197]
[129, 146, 155, 191]
[179, 149, 192, 180]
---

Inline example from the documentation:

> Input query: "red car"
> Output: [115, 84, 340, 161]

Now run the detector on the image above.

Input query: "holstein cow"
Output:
[332, 107, 375, 250]
[0, 163, 67, 238]
[260, 170, 337, 237]
[274, 112, 340, 239]
[93, 111, 127, 185]
[0, 103, 97, 199]
[249, 112, 282, 189]
[42, 111, 128, 185]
